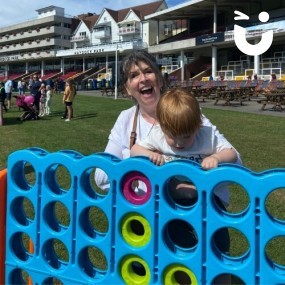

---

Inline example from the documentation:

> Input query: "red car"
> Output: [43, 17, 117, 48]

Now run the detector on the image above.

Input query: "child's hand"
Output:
[149, 152, 165, 165]
[201, 155, 219, 169]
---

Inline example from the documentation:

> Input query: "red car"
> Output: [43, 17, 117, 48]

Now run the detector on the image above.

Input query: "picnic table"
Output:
[100, 87, 128, 98]
[214, 80, 248, 106]
[100, 87, 115, 97]
[261, 87, 285, 111]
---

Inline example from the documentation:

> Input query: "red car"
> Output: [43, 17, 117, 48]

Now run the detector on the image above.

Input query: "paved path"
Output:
[199, 98, 285, 117]
[78, 90, 285, 118]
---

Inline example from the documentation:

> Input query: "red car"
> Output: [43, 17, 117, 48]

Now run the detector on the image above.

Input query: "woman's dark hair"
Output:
[119, 49, 165, 91]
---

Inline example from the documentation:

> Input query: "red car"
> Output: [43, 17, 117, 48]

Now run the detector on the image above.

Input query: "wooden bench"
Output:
[260, 92, 285, 111]
[100, 87, 114, 97]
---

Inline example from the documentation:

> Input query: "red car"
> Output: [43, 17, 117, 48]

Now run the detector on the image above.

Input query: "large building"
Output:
[1, 0, 285, 83]
[0, 6, 78, 79]
[0, 1, 168, 82]
[146, 0, 285, 80]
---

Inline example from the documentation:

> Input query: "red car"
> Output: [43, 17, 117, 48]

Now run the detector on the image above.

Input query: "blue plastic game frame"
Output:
[5, 147, 285, 284]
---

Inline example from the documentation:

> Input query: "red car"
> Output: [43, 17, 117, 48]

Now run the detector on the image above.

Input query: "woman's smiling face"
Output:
[124, 61, 162, 108]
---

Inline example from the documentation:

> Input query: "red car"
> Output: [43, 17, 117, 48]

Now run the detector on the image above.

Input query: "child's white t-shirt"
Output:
[137, 124, 242, 204]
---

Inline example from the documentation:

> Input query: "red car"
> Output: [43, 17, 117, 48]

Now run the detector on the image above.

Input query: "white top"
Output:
[137, 124, 242, 204]
[4, 80, 12, 93]
[138, 124, 236, 163]
[46, 90, 52, 100]
[95, 105, 242, 204]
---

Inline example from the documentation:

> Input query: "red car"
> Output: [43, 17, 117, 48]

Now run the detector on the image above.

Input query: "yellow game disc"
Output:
[121, 213, 151, 247]
[120, 255, 151, 285]
[164, 264, 198, 285]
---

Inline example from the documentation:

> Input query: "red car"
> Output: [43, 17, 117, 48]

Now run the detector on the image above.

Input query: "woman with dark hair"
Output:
[95, 50, 241, 284]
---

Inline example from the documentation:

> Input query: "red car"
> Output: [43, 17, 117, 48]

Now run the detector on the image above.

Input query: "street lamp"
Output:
[114, 43, 124, 100]
[115, 43, 118, 100]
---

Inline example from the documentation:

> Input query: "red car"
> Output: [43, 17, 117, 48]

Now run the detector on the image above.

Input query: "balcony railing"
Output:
[71, 35, 89, 42]
[94, 27, 111, 39]
[118, 27, 140, 35]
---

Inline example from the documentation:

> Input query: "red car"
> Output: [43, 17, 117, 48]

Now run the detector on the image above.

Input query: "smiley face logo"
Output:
[234, 10, 273, 56]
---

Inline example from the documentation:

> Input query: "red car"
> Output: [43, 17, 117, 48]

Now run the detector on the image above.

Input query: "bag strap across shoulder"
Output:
[129, 105, 139, 149]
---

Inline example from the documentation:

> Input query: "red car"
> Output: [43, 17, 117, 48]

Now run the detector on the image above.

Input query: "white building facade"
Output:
[0, 1, 168, 81]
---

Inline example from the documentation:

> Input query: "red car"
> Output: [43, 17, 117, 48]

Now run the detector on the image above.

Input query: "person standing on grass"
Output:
[45, 85, 52, 115]
[28, 75, 34, 90]
[30, 75, 41, 115]
[62, 78, 76, 122]
[17, 79, 23, 95]
[22, 79, 27, 94]
[39, 84, 46, 117]
[0, 82, 8, 112]
[4, 78, 12, 110]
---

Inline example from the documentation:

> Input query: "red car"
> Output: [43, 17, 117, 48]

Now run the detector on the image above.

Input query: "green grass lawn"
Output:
[1, 92, 285, 283]
[1, 92, 284, 171]
[0, 92, 133, 169]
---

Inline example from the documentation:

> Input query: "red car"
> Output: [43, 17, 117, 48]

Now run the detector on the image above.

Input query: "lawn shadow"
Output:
[48, 111, 65, 117]
[44, 111, 98, 120]
[72, 113, 98, 120]
[2, 116, 24, 126]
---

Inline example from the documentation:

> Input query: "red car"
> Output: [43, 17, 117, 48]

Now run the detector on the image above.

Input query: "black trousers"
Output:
[0, 100, 7, 112]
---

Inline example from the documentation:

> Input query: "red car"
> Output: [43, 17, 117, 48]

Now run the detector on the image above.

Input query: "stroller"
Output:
[14, 95, 38, 121]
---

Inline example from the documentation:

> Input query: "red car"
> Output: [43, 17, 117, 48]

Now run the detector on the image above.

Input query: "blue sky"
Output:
[1, 0, 187, 28]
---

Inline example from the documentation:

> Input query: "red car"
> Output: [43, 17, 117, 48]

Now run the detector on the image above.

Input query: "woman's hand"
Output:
[131, 144, 164, 165]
